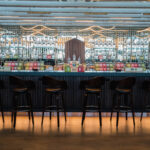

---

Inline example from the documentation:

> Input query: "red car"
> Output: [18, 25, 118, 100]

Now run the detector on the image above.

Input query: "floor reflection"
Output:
[0, 114, 150, 136]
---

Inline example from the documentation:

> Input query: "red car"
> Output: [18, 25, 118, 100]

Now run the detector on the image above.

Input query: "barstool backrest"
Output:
[110, 80, 119, 90]
[142, 80, 150, 90]
[9, 76, 27, 88]
[0, 80, 4, 89]
[80, 76, 106, 90]
[116, 77, 136, 90]
[42, 76, 67, 89]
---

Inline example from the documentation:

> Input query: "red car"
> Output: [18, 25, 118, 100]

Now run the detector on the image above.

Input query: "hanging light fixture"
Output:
[137, 27, 150, 33]
[20, 25, 56, 36]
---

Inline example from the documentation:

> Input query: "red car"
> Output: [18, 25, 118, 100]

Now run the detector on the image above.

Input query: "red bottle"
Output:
[78, 65, 84, 72]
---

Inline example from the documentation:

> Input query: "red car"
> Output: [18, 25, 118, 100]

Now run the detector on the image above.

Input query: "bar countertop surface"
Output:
[0, 71, 150, 76]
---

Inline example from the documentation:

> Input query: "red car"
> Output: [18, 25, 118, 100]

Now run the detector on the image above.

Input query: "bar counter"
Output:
[0, 71, 150, 112]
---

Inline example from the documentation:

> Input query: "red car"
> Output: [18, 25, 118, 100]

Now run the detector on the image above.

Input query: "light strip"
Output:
[54, 17, 76, 19]
[84, 12, 108, 15]
[111, 17, 132, 19]
[22, 20, 42, 22]
[75, 20, 95, 23]
[21, 25, 56, 31]
[79, 25, 115, 32]
[21, 25, 56, 36]
[0, 16, 19, 18]
[27, 11, 51, 14]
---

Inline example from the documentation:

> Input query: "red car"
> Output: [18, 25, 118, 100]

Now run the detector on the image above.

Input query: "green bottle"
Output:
[65, 65, 71, 72]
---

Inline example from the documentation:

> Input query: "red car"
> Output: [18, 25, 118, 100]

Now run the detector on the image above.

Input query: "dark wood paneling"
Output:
[65, 38, 85, 63]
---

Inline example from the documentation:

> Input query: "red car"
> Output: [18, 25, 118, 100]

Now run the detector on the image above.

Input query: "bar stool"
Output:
[0, 80, 4, 123]
[110, 77, 136, 127]
[41, 76, 67, 128]
[9, 76, 35, 128]
[80, 76, 107, 127]
[140, 80, 150, 121]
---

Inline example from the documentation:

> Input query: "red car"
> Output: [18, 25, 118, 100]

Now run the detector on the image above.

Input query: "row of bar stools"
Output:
[80, 77, 108, 127]
[110, 77, 136, 127]
[41, 76, 67, 128]
[9, 76, 35, 128]
[0, 75, 150, 128]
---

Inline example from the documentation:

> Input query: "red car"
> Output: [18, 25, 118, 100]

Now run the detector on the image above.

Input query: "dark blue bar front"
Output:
[0, 71, 149, 112]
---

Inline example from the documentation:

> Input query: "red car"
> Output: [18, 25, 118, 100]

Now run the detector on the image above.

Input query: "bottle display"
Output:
[0, 26, 149, 72]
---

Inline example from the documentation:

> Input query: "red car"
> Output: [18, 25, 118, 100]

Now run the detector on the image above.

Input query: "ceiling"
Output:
[0, 0, 150, 30]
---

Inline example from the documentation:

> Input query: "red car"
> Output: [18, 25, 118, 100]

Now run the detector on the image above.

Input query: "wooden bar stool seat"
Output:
[13, 88, 28, 93]
[45, 88, 62, 92]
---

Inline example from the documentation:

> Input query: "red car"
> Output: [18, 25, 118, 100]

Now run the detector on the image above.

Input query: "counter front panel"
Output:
[0, 72, 149, 112]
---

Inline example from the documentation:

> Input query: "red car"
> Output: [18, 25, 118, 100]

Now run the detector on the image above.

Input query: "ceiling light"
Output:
[75, 20, 95, 23]
[84, 12, 108, 15]
[143, 13, 150, 15]
[111, 17, 132, 19]
[22, 20, 42, 22]
[17, 22, 34, 24]
[54, 17, 76, 19]
[0, 16, 19, 18]
[27, 12, 51, 14]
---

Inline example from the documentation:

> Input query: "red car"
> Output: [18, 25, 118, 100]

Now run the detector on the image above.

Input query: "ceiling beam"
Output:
[0, 23, 149, 27]
[0, 7, 150, 13]
[0, 17, 150, 22]
[0, 1, 150, 8]
[0, 12, 149, 18]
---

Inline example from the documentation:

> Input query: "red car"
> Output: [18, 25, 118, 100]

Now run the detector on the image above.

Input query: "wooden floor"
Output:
[1, 114, 150, 149]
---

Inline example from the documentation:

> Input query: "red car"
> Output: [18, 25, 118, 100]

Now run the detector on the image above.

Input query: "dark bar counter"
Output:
[0, 71, 150, 112]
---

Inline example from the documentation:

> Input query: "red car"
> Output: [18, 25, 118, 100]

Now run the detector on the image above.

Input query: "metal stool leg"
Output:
[41, 93, 47, 126]
[11, 94, 16, 123]
[49, 94, 52, 120]
[13, 94, 18, 128]
[81, 93, 88, 126]
[97, 93, 102, 127]
[27, 94, 31, 121]
[130, 93, 135, 127]
[116, 94, 121, 127]
[56, 94, 60, 128]
[0, 96, 4, 123]
[26, 93, 34, 126]
[124, 94, 128, 121]
[61, 92, 67, 122]
[110, 93, 116, 121]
